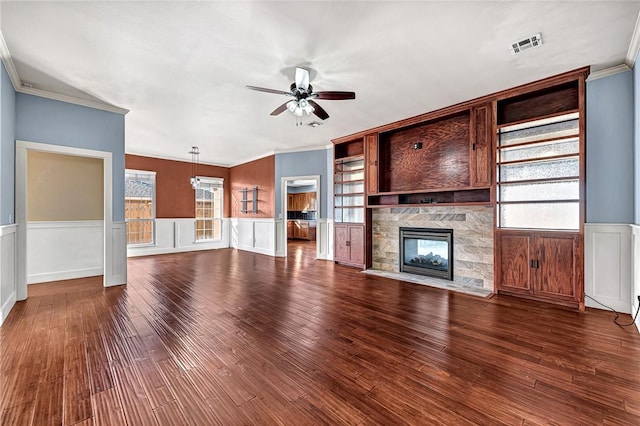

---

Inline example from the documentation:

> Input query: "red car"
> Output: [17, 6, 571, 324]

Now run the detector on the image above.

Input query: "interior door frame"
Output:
[280, 175, 320, 258]
[15, 140, 113, 300]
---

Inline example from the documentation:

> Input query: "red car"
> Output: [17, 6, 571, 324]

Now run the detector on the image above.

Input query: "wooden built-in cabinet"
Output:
[287, 220, 316, 241]
[333, 138, 371, 269]
[334, 224, 365, 267]
[493, 72, 586, 309]
[331, 67, 588, 308]
[287, 192, 316, 212]
[365, 133, 379, 195]
[363, 107, 493, 208]
[496, 231, 583, 309]
[470, 104, 492, 188]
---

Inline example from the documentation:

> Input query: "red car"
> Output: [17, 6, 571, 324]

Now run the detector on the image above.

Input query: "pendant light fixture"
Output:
[189, 146, 200, 190]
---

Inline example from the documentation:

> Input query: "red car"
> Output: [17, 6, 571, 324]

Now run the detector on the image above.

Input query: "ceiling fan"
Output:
[246, 67, 355, 122]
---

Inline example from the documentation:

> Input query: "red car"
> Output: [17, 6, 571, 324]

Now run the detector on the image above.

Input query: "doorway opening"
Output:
[15, 141, 116, 302]
[281, 175, 320, 259]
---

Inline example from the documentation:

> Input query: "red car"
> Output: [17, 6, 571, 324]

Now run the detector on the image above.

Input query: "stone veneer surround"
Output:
[372, 206, 494, 290]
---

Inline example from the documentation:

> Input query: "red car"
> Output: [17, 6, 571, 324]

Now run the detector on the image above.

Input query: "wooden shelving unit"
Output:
[333, 138, 370, 268]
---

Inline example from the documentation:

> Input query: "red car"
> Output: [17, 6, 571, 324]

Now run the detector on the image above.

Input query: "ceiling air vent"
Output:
[509, 33, 542, 55]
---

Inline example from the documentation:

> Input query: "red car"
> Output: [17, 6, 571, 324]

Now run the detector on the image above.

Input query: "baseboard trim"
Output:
[27, 267, 104, 284]
[128, 243, 228, 257]
[235, 244, 276, 257]
[0, 290, 16, 326]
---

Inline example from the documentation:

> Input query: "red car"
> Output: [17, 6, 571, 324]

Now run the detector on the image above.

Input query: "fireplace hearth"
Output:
[399, 227, 453, 280]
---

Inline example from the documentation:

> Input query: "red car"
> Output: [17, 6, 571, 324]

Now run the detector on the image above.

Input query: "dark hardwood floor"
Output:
[2, 243, 640, 425]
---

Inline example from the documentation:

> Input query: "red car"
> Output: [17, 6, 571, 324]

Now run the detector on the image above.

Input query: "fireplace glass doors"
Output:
[399, 228, 453, 280]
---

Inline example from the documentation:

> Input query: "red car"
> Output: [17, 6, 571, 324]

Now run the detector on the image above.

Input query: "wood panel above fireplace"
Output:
[380, 112, 471, 192]
[365, 104, 492, 208]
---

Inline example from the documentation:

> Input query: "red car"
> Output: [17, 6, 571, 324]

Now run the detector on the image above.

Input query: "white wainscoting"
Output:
[630, 225, 640, 333]
[107, 222, 127, 286]
[128, 218, 231, 257]
[276, 218, 331, 259]
[585, 223, 631, 314]
[316, 218, 334, 260]
[0, 224, 17, 326]
[275, 219, 285, 257]
[230, 218, 277, 256]
[27, 221, 104, 284]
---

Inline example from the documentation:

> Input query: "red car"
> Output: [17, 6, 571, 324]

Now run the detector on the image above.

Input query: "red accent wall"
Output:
[125, 154, 230, 218]
[229, 155, 275, 218]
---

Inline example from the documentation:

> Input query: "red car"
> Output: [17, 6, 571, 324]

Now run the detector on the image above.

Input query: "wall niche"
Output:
[378, 111, 471, 193]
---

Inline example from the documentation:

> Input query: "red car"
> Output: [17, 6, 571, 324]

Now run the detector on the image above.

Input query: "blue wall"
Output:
[275, 148, 331, 218]
[586, 70, 635, 223]
[0, 63, 16, 225]
[16, 94, 126, 221]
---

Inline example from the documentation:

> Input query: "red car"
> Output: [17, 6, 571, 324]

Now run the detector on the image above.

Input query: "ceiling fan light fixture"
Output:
[247, 66, 355, 122]
[287, 99, 314, 117]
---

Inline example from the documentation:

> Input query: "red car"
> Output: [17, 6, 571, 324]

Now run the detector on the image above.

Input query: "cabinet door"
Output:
[287, 194, 294, 211]
[365, 134, 378, 195]
[334, 224, 350, 262]
[304, 193, 312, 211]
[287, 221, 293, 238]
[536, 234, 582, 302]
[293, 221, 301, 239]
[300, 222, 309, 239]
[497, 233, 533, 294]
[470, 104, 492, 187]
[348, 225, 365, 265]
[309, 192, 316, 211]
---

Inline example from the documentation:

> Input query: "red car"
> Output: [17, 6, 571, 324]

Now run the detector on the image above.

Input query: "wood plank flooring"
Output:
[2, 240, 640, 424]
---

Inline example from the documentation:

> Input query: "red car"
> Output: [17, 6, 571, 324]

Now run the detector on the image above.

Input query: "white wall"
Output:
[316, 218, 334, 260]
[128, 218, 231, 257]
[585, 224, 632, 314]
[0, 224, 16, 325]
[27, 221, 103, 284]
[230, 218, 277, 256]
[631, 225, 640, 333]
[108, 222, 127, 286]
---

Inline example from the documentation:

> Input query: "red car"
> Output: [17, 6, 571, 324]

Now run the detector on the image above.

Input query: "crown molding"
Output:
[273, 144, 329, 155]
[626, 10, 640, 67]
[125, 151, 231, 168]
[0, 28, 128, 115]
[586, 64, 631, 82]
[17, 86, 129, 115]
[0, 30, 21, 90]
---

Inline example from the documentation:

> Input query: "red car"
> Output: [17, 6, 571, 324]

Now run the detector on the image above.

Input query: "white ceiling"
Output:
[1, 1, 639, 166]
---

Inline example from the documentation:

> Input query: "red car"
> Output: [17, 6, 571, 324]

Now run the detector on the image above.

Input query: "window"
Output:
[125, 170, 156, 245]
[195, 178, 223, 241]
[496, 112, 580, 230]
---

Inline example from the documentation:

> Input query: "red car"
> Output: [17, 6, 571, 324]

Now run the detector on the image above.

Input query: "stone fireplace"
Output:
[400, 227, 453, 280]
[372, 206, 494, 290]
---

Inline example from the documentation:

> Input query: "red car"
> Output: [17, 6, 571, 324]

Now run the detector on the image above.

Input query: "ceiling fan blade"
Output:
[308, 100, 329, 120]
[314, 91, 356, 100]
[270, 101, 290, 116]
[295, 67, 310, 91]
[246, 85, 292, 96]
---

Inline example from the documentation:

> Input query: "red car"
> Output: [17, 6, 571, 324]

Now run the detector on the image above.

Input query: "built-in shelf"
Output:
[367, 188, 491, 207]
[240, 187, 258, 214]
[334, 154, 364, 164]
